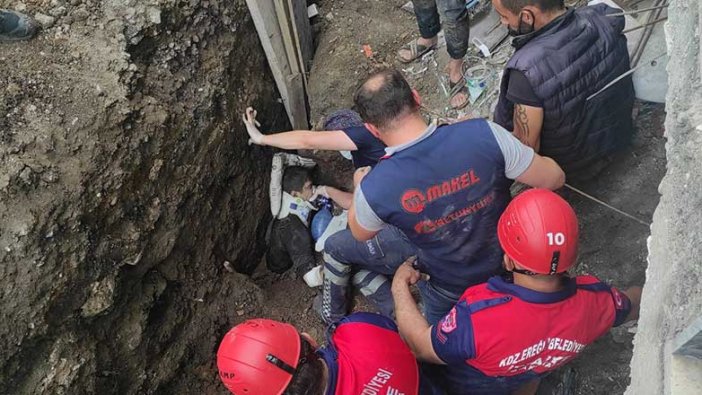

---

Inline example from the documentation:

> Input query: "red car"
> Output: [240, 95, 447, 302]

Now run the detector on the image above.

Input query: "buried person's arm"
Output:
[242, 107, 359, 151]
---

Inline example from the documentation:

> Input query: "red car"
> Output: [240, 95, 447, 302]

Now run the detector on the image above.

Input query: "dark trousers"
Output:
[412, 0, 470, 59]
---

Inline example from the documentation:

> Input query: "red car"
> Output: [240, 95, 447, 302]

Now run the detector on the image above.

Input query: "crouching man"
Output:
[216, 312, 419, 394]
[392, 189, 642, 395]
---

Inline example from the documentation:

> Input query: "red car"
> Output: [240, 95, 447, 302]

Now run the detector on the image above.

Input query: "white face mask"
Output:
[278, 192, 317, 226]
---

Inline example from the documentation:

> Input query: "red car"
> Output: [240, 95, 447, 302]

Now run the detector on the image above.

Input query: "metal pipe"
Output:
[586, 52, 666, 102]
[606, 3, 668, 17]
[629, 0, 665, 67]
[631, 0, 667, 67]
[565, 184, 651, 226]
[623, 16, 668, 34]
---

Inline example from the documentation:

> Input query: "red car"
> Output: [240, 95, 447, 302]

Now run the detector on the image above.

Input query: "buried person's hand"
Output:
[242, 107, 264, 145]
[309, 185, 329, 201]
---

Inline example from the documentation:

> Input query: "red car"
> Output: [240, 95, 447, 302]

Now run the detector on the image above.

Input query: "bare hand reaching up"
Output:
[242, 107, 264, 145]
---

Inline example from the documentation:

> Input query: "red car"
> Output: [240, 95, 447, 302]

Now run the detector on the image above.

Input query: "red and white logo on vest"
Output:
[440, 307, 458, 334]
[612, 288, 624, 308]
[401, 189, 426, 213]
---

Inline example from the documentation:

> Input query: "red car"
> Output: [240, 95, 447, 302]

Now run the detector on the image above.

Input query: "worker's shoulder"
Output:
[442, 117, 490, 130]
[574, 274, 612, 292]
[459, 282, 512, 309]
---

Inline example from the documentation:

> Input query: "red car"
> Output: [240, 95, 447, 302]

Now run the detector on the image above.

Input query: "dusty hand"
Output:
[242, 107, 264, 145]
[353, 166, 371, 187]
[393, 258, 421, 288]
[309, 185, 329, 201]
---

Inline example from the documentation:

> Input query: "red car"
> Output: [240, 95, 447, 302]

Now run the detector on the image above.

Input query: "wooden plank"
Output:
[274, 0, 302, 76]
[286, 73, 308, 131]
[275, 0, 309, 124]
[291, 0, 314, 71]
[284, 0, 309, 89]
[245, 0, 308, 129]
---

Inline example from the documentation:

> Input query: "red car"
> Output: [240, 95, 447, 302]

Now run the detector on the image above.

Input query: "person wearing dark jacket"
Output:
[491, 0, 635, 181]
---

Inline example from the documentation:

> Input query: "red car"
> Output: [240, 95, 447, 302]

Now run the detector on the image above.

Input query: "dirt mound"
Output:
[0, 0, 288, 393]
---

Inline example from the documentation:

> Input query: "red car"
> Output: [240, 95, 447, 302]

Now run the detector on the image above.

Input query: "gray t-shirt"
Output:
[354, 121, 534, 232]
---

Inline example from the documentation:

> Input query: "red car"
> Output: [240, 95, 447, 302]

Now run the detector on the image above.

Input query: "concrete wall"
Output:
[626, 0, 702, 393]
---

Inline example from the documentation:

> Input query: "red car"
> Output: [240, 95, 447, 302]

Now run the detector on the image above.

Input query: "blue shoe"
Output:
[0, 9, 38, 42]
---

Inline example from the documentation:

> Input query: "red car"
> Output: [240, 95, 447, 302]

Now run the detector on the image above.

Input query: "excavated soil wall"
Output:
[0, 0, 287, 393]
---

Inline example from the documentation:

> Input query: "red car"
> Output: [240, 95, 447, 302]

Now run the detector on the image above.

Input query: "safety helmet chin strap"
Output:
[266, 354, 297, 375]
[510, 251, 562, 276]
[265, 347, 319, 376]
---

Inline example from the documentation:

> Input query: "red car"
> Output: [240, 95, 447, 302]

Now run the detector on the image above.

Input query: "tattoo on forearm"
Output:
[514, 104, 530, 145]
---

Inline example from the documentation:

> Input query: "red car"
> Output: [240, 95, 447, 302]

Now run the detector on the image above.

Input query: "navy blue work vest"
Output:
[494, 5, 634, 179]
[361, 119, 511, 294]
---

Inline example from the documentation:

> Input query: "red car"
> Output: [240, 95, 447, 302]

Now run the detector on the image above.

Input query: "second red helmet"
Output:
[497, 189, 579, 274]
[217, 319, 301, 395]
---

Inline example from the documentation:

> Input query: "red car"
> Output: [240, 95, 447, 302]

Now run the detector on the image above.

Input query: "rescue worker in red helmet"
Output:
[391, 189, 642, 395]
[216, 312, 419, 395]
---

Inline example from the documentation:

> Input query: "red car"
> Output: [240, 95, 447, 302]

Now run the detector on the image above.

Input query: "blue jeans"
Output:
[417, 280, 462, 325]
[324, 226, 417, 275]
[412, 0, 470, 59]
[321, 226, 417, 323]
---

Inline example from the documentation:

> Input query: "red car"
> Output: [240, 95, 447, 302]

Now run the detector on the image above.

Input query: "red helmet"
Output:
[217, 319, 301, 395]
[497, 189, 579, 274]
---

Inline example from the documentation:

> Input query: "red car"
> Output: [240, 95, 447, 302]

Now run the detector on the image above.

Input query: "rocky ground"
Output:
[0, 0, 667, 394]
[1, 0, 287, 393]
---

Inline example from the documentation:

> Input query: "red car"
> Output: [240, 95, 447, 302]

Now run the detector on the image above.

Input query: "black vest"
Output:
[494, 5, 634, 179]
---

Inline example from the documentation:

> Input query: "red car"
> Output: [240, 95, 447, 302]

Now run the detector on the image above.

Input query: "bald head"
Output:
[353, 69, 419, 130]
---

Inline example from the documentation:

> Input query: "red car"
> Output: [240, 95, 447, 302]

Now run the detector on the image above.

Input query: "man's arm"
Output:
[348, 167, 383, 241]
[488, 121, 565, 190]
[260, 130, 358, 151]
[621, 286, 642, 322]
[392, 261, 446, 364]
[512, 103, 544, 151]
[349, 200, 380, 241]
[325, 187, 352, 210]
[516, 155, 565, 190]
[243, 107, 358, 151]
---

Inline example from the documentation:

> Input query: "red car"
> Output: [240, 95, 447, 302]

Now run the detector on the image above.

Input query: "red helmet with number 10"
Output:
[497, 189, 579, 275]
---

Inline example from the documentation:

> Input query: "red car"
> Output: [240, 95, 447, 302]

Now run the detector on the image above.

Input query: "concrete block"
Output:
[674, 315, 702, 360]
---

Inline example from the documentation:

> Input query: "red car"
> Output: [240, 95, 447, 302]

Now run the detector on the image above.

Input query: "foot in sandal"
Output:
[397, 36, 437, 63]
[448, 57, 469, 109]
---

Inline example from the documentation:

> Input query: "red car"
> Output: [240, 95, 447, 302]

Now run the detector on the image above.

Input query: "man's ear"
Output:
[301, 332, 319, 349]
[520, 7, 537, 24]
[412, 89, 422, 107]
[365, 122, 382, 139]
[503, 255, 515, 271]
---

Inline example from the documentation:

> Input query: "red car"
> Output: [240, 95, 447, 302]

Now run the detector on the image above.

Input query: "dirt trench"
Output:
[0, 0, 667, 395]
[0, 0, 289, 393]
